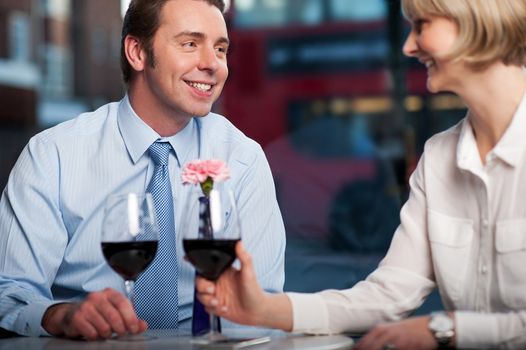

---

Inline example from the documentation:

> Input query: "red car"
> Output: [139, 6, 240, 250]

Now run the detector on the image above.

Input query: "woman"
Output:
[196, 0, 526, 349]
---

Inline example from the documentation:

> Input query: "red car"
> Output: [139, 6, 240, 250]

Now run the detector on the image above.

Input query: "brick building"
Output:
[0, 0, 123, 189]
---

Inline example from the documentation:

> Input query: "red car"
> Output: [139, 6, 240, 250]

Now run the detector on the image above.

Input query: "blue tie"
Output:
[192, 290, 214, 335]
[134, 141, 179, 329]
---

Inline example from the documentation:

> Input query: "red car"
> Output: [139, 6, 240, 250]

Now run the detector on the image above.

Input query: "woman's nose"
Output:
[402, 31, 418, 57]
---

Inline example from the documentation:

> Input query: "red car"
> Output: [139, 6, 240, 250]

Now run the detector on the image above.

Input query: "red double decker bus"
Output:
[222, 0, 466, 162]
[224, 0, 396, 147]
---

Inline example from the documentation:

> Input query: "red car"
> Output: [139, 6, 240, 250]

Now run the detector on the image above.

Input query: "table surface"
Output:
[0, 329, 354, 350]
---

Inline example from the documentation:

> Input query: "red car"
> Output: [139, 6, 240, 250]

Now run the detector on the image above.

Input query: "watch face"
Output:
[430, 313, 453, 332]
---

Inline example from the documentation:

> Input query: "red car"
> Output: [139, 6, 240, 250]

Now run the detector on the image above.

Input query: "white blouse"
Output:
[287, 91, 526, 349]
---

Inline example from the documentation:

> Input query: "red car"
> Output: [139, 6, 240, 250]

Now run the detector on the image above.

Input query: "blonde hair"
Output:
[401, 0, 526, 69]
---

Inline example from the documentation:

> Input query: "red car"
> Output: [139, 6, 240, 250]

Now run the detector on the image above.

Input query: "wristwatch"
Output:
[428, 311, 454, 348]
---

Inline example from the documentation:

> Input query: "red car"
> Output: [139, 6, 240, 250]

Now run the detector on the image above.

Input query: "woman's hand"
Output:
[354, 316, 438, 350]
[195, 241, 293, 331]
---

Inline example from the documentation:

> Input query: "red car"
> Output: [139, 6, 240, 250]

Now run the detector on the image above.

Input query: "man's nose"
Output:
[198, 46, 220, 72]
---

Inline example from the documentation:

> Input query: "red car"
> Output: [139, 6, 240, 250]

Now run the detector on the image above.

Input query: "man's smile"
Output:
[185, 80, 213, 92]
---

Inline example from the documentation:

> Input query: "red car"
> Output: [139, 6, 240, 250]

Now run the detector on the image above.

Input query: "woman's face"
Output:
[403, 16, 464, 93]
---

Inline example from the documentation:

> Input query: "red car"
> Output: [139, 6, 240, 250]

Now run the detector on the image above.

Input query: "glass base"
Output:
[191, 334, 272, 348]
[109, 333, 156, 342]
[190, 331, 227, 345]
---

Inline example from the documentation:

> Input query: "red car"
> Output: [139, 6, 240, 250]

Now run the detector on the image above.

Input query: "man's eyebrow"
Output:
[174, 31, 205, 40]
[174, 31, 230, 45]
[216, 37, 230, 46]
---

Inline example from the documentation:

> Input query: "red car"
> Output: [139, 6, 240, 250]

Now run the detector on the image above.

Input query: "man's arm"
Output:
[233, 147, 286, 292]
[0, 135, 148, 339]
[0, 136, 68, 336]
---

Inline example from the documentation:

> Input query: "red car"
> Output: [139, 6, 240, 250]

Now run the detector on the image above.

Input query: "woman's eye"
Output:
[414, 20, 423, 33]
[413, 19, 429, 34]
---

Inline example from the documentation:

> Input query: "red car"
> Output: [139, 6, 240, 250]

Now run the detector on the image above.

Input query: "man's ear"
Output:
[124, 34, 147, 72]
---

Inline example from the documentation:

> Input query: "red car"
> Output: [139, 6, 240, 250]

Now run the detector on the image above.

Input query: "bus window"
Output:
[330, 0, 386, 22]
[233, 0, 387, 28]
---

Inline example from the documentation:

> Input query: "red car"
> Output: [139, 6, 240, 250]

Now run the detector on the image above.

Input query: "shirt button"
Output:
[482, 219, 489, 227]
[480, 265, 488, 274]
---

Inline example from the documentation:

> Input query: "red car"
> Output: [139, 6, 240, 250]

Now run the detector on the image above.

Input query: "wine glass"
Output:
[101, 193, 159, 340]
[181, 185, 241, 343]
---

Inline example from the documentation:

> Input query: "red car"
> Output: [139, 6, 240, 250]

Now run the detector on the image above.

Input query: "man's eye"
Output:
[216, 46, 229, 54]
[183, 42, 197, 48]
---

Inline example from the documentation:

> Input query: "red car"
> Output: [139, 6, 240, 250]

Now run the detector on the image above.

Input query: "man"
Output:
[0, 0, 285, 340]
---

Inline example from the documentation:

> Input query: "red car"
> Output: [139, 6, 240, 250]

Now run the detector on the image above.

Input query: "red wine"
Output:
[101, 241, 158, 281]
[183, 239, 239, 281]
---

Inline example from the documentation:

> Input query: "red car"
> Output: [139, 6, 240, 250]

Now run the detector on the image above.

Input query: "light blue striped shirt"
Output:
[0, 96, 285, 336]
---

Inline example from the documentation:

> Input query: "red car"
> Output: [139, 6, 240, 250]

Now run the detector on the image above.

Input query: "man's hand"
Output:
[354, 316, 439, 350]
[42, 288, 147, 341]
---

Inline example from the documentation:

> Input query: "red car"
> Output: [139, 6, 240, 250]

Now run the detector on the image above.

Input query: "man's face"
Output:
[143, 0, 229, 120]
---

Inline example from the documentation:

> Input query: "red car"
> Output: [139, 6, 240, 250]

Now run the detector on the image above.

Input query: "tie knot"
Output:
[149, 142, 172, 166]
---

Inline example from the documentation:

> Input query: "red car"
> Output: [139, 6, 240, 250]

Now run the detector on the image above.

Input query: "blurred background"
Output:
[0, 0, 467, 313]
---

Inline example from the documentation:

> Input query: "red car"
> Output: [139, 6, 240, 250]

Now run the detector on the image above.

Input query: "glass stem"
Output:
[210, 314, 219, 334]
[124, 280, 135, 303]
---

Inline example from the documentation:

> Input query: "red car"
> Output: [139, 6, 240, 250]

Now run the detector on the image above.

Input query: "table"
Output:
[0, 329, 354, 350]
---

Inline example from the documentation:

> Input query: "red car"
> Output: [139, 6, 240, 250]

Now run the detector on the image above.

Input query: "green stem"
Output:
[200, 177, 214, 197]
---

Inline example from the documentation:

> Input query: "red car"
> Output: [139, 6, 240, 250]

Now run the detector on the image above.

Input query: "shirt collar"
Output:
[491, 90, 526, 167]
[457, 89, 526, 169]
[117, 95, 196, 166]
[456, 118, 481, 171]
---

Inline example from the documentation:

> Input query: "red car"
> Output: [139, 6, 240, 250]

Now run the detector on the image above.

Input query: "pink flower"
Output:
[181, 159, 231, 185]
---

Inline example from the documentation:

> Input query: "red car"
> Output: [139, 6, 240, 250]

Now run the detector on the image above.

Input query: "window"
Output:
[8, 12, 30, 62]
[43, 45, 72, 98]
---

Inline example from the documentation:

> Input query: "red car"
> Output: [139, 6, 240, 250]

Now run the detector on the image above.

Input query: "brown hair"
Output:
[120, 0, 226, 84]
[401, 0, 526, 69]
